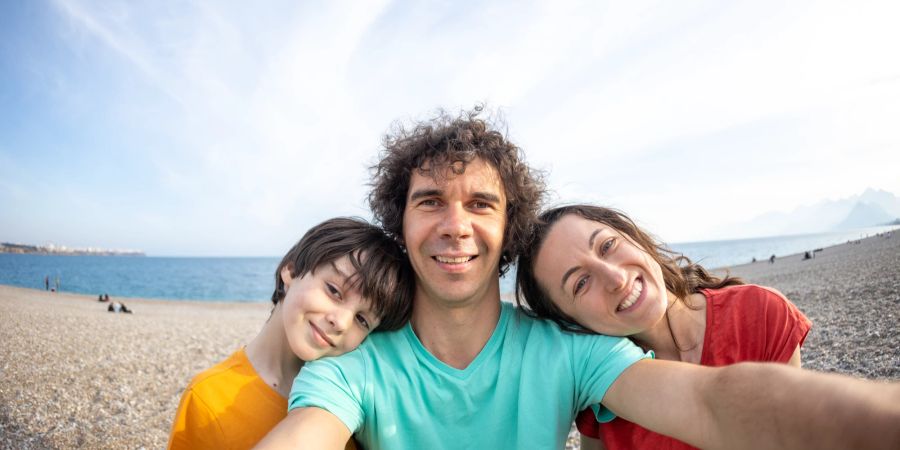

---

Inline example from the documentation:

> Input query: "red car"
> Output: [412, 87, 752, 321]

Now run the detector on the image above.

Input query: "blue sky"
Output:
[2, 0, 899, 256]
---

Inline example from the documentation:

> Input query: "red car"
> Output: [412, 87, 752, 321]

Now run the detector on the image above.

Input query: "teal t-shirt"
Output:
[289, 302, 650, 449]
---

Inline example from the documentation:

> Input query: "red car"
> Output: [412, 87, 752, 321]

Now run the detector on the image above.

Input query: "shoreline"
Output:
[2, 232, 898, 449]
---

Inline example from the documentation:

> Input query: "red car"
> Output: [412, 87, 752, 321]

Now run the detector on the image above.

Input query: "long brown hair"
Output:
[516, 205, 743, 334]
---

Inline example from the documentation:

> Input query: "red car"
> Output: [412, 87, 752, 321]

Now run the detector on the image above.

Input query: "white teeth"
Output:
[435, 256, 473, 264]
[618, 279, 643, 311]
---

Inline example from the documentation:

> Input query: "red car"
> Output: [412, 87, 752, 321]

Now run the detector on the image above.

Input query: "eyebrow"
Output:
[559, 228, 603, 292]
[409, 188, 442, 202]
[472, 192, 502, 204]
[408, 189, 502, 204]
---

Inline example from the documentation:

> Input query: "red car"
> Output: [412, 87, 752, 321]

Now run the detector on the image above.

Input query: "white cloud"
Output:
[10, 0, 899, 253]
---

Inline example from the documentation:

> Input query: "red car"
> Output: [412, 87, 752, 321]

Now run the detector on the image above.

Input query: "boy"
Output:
[168, 217, 413, 450]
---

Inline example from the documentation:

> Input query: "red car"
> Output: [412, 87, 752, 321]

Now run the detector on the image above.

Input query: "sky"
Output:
[1, 0, 899, 256]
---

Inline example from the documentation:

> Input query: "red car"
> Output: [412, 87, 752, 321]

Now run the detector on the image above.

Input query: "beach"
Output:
[2, 234, 899, 449]
[719, 232, 899, 379]
[0, 291, 270, 449]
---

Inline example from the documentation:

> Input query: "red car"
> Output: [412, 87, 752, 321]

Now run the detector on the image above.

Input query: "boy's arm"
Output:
[253, 407, 350, 450]
[603, 359, 900, 450]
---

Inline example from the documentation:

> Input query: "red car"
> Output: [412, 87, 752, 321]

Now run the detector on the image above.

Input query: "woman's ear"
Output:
[280, 265, 294, 287]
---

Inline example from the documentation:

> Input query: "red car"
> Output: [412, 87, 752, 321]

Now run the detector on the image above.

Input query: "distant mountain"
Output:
[858, 187, 900, 217]
[833, 201, 896, 230]
[713, 188, 900, 238]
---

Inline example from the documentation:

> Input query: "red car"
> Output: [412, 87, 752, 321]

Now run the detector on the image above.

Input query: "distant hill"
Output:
[833, 201, 896, 230]
[0, 242, 145, 256]
[713, 188, 900, 238]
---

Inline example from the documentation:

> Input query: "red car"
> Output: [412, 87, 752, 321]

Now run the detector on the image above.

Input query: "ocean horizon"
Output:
[2, 225, 897, 302]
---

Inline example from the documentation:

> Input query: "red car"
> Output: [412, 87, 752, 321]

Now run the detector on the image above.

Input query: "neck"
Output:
[410, 279, 503, 370]
[244, 302, 304, 398]
[631, 291, 707, 363]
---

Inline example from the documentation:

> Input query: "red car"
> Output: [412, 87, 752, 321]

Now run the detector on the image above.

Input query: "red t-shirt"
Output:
[576, 284, 812, 450]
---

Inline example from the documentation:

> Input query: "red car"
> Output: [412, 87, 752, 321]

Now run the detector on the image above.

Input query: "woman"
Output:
[516, 205, 811, 450]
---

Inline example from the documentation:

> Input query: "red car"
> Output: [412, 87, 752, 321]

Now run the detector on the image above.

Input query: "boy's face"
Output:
[280, 255, 381, 361]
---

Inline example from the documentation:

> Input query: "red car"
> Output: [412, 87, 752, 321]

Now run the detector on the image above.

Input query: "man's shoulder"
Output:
[502, 302, 628, 347]
[304, 327, 409, 372]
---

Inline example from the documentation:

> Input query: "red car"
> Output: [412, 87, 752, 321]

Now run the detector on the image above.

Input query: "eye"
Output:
[472, 200, 490, 209]
[600, 237, 616, 255]
[326, 282, 343, 300]
[355, 313, 371, 330]
[574, 275, 589, 296]
[419, 198, 440, 207]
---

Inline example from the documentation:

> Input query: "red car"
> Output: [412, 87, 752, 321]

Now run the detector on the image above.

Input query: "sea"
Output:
[2, 225, 897, 303]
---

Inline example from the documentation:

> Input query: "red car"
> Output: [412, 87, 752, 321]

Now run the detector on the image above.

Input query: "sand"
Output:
[0, 290, 270, 449]
[2, 232, 898, 449]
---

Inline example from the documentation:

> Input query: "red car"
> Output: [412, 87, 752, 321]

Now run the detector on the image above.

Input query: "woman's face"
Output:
[533, 214, 668, 336]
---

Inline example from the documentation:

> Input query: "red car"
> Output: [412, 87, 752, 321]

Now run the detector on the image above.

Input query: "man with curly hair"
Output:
[258, 107, 900, 450]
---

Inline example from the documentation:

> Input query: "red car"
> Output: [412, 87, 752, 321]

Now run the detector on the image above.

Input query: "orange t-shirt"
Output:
[168, 348, 357, 450]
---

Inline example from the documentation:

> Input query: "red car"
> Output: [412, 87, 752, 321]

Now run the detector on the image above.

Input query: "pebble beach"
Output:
[2, 233, 898, 449]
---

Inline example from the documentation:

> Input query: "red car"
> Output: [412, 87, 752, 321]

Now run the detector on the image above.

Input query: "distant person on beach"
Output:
[45, 275, 49, 291]
[769, 254, 776, 263]
[258, 107, 900, 450]
[168, 218, 413, 450]
[516, 205, 812, 450]
[107, 301, 132, 314]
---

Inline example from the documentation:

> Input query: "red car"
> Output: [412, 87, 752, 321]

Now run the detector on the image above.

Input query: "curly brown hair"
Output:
[516, 204, 744, 334]
[368, 106, 547, 276]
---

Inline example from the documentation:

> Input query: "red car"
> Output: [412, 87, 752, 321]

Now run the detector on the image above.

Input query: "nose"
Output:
[326, 307, 354, 334]
[591, 259, 628, 293]
[437, 203, 473, 240]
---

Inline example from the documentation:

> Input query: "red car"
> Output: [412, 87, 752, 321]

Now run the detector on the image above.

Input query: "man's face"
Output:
[401, 158, 507, 306]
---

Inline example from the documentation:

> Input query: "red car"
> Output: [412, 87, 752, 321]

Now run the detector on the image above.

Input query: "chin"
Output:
[287, 339, 314, 361]
[440, 287, 482, 303]
[295, 348, 319, 362]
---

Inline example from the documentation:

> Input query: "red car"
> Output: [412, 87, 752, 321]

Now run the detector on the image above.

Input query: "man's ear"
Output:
[280, 265, 294, 286]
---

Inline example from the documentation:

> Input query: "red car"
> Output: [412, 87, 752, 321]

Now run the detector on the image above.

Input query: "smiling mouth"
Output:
[309, 322, 335, 347]
[617, 277, 644, 312]
[433, 255, 476, 264]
